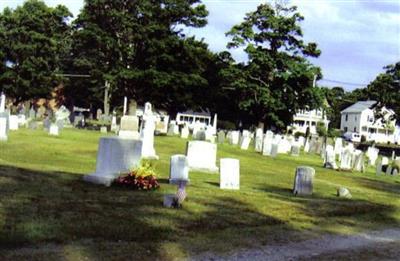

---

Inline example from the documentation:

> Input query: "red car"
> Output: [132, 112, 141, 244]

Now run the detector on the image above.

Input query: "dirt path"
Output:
[191, 228, 400, 261]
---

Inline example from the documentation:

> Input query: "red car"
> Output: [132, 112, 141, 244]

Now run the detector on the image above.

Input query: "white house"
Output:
[340, 100, 397, 143]
[289, 109, 329, 135]
[175, 110, 212, 129]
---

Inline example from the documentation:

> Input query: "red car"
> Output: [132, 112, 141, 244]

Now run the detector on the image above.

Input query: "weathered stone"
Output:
[186, 141, 218, 173]
[337, 187, 352, 199]
[293, 166, 315, 196]
[220, 158, 240, 190]
[169, 155, 189, 184]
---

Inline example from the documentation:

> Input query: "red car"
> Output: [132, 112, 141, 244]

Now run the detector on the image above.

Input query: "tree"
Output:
[66, 0, 210, 113]
[0, 0, 72, 102]
[366, 62, 400, 120]
[225, 2, 323, 129]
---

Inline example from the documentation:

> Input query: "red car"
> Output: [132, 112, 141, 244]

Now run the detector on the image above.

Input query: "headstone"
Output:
[29, 107, 36, 119]
[240, 136, 251, 150]
[128, 99, 137, 116]
[194, 129, 206, 141]
[324, 145, 338, 169]
[140, 102, 158, 160]
[254, 128, 264, 153]
[262, 131, 274, 156]
[169, 155, 189, 184]
[339, 148, 353, 170]
[49, 124, 59, 136]
[352, 150, 364, 172]
[180, 126, 189, 139]
[111, 115, 117, 132]
[270, 143, 279, 158]
[278, 137, 291, 154]
[376, 157, 389, 175]
[83, 137, 143, 186]
[167, 121, 176, 136]
[337, 187, 352, 199]
[0, 92, 5, 113]
[0, 117, 7, 141]
[9, 115, 18, 130]
[230, 131, 240, 145]
[119, 115, 139, 139]
[56, 119, 64, 130]
[217, 130, 225, 144]
[96, 108, 102, 120]
[220, 158, 240, 189]
[386, 165, 392, 175]
[334, 137, 343, 158]
[367, 147, 379, 166]
[186, 141, 218, 173]
[304, 138, 310, 153]
[293, 166, 315, 196]
[36, 106, 46, 119]
[17, 114, 26, 127]
[298, 136, 305, 147]
[100, 126, 107, 134]
[291, 145, 300, 156]
[55, 106, 71, 127]
[43, 116, 51, 130]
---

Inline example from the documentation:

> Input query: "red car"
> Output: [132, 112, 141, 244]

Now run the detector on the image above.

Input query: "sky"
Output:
[0, 0, 399, 91]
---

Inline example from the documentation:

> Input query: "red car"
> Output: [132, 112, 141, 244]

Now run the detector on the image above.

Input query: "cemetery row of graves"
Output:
[0, 94, 399, 258]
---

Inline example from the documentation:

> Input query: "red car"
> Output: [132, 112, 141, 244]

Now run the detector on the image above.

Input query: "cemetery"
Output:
[0, 0, 399, 260]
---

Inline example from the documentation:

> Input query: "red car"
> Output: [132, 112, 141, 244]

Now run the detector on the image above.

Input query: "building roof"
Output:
[341, 100, 377, 114]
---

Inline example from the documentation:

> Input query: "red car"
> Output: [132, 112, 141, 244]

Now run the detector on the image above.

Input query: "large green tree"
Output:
[225, 3, 323, 129]
[366, 62, 400, 120]
[0, 0, 71, 102]
[66, 0, 211, 113]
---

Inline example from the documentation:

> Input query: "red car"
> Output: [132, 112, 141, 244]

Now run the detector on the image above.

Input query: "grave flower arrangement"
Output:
[114, 160, 160, 190]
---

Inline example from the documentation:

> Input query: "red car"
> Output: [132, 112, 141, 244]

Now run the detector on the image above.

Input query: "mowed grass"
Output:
[0, 128, 399, 260]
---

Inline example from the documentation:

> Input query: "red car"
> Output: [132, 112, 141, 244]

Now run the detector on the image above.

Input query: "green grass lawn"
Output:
[0, 128, 399, 260]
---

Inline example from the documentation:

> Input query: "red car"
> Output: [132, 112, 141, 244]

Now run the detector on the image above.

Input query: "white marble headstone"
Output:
[9, 115, 18, 130]
[169, 154, 189, 183]
[186, 141, 218, 173]
[49, 124, 59, 136]
[0, 117, 7, 141]
[220, 158, 240, 189]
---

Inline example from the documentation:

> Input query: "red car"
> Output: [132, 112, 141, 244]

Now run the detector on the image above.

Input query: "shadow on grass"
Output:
[205, 181, 219, 187]
[349, 176, 400, 195]
[257, 183, 399, 232]
[0, 165, 294, 260]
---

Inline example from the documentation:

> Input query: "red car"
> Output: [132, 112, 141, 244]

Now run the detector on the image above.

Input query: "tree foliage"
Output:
[66, 0, 211, 113]
[225, 3, 323, 129]
[0, 0, 71, 102]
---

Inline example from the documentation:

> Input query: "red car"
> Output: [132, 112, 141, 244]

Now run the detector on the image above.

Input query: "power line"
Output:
[318, 78, 368, 87]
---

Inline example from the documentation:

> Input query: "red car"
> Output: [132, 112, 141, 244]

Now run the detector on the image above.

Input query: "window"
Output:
[180, 116, 183, 121]
[362, 126, 367, 131]
[311, 121, 316, 126]
[355, 116, 357, 121]
[354, 127, 357, 132]
[344, 127, 348, 132]
[345, 114, 348, 121]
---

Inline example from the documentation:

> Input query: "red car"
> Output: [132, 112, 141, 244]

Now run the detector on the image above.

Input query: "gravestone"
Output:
[43, 117, 51, 130]
[111, 115, 117, 132]
[140, 102, 158, 159]
[367, 147, 379, 166]
[167, 121, 176, 136]
[17, 114, 26, 127]
[293, 166, 315, 196]
[96, 108, 102, 120]
[49, 124, 59, 136]
[334, 137, 343, 159]
[100, 126, 107, 134]
[9, 115, 18, 130]
[278, 137, 291, 154]
[298, 136, 305, 147]
[376, 157, 389, 175]
[55, 106, 71, 127]
[217, 130, 225, 144]
[36, 106, 46, 119]
[270, 143, 279, 158]
[83, 137, 143, 186]
[254, 129, 264, 153]
[180, 126, 189, 139]
[119, 115, 139, 139]
[262, 131, 274, 156]
[352, 150, 364, 172]
[291, 145, 300, 156]
[240, 136, 251, 150]
[128, 99, 137, 116]
[194, 129, 206, 141]
[0, 117, 7, 141]
[0, 92, 5, 113]
[186, 141, 218, 173]
[339, 147, 353, 170]
[169, 155, 189, 184]
[337, 187, 352, 199]
[324, 145, 338, 169]
[230, 131, 240, 145]
[304, 138, 310, 153]
[29, 107, 36, 119]
[220, 158, 240, 189]
[56, 119, 64, 130]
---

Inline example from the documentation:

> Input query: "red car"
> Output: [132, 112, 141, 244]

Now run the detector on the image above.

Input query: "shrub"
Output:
[218, 120, 236, 130]
[114, 160, 160, 190]
[316, 122, 327, 137]
[294, 132, 304, 139]
[328, 128, 341, 138]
